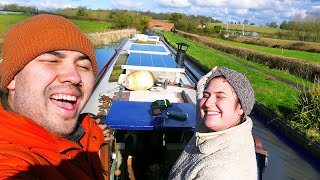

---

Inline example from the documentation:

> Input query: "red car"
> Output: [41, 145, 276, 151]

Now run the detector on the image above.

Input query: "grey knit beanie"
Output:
[205, 67, 255, 116]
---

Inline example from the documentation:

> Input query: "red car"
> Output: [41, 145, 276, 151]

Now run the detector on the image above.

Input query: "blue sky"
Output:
[1, 0, 320, 25]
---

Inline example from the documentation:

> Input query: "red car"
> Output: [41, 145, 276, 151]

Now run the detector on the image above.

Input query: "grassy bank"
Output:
[211, 37, 320, 64]
[0, 13, 121, 59]
[176, 31, 320, 83]
[70, 19, 111, 33]
[208, 23, 282, 35]
[164, 31, 303, 115]
[0, 14, 32, 38]
[227, 36, 320, 53]
[164, 31, 319, 143]
[0, 13, 112, 38]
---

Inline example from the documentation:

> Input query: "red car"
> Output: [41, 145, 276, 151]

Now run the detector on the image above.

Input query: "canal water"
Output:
[95, 42, 320, 180]
[95, 41, 121, 74]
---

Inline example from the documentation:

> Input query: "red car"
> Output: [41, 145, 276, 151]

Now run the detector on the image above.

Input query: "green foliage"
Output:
[3, 4, 38, 14]
[70, 19, 111, 32]
[164, 31, 320, 142]
[76, 6, 88, 17]
[211, 37, 320, 63]
[107, 11, 151, 31]
[177, 31, 320, 82]
[209, 23, 282, 34]
[227, 36, 320, 53]
[290, 83, 320, 142]
[198, 26, 221, 35]
[169, 13, 197, 32]
[266, 22, 278, 28]
[109, 11, 134, 29]
[276, 11, 320, 42]
[164, 31, 300, 117]
[169, 13, 184, 24]
[137, 16, 152, 31]
[0, 14, 32, 37]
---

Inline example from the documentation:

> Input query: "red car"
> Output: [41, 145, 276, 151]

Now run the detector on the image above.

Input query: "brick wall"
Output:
[148, 21, 174, 31]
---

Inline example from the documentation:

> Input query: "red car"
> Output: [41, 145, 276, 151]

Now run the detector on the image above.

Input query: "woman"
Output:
[169, 66, 257, 180]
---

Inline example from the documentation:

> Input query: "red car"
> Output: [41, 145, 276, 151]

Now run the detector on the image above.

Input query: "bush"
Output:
[290, 82, 320, 142]
[176, 30, 320, 82]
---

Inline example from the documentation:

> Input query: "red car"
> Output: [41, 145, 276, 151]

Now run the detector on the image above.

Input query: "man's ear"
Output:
[7, 76, 16, 110]
[7, 76, 16, 91]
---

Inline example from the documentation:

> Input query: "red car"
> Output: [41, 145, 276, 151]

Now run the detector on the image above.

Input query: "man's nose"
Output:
[58, 65, 82, 85]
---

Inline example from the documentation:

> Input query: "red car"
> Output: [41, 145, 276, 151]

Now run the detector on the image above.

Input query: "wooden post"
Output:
[127, 155, 136, 180]
[100, 142, 110, 180]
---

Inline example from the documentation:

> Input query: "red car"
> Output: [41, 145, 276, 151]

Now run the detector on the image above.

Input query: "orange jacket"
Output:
[0, 103, 105, 179]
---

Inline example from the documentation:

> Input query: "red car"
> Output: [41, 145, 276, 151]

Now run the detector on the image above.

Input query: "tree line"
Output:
[2, 4, 220, 32]
[277, 11, 320, 42]
[3, 4, 320, 42]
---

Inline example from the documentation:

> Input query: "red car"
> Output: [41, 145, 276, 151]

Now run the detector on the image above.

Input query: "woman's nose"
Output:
[204, 96, 216, 107]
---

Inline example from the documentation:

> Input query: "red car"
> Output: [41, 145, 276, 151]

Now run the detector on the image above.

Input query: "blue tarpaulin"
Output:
[105, 100, 196, 131]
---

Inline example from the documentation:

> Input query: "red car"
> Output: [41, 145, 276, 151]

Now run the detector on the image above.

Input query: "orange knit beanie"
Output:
[0, 14, 97, 93]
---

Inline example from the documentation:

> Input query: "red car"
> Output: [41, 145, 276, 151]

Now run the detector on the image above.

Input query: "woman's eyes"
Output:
[202, 93, 226, 99]
[203, 93, 210, 98]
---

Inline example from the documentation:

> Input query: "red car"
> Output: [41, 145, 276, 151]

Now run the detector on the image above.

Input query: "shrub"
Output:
[290, 81, 320, 142]
[176, 30, 320, 82]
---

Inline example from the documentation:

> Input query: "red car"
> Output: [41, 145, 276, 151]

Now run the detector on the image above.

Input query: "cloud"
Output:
[157, 0, 191, 8]
[39, 0, 78, 9]
[110, 0, 144, 10]
[193, 0, 273, 9]
[0, 0, 9, 5]
[234, 9, 248, 15]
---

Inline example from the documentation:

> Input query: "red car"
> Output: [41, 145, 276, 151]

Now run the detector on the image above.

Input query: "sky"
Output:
[1, 0, 320, 26]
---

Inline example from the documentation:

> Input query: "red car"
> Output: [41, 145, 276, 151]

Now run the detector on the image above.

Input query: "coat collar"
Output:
[196, 117, 253, 154]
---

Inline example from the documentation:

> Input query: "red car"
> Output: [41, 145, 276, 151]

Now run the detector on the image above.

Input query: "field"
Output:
[70, 19, 111, 33]
[0, 14, 32, 38]
[0, 13, 112, 58]
[228, 36, 320, 53]
[208, 23, 282, 34]
[0, 13, 112, 38]
[211, 37, 320, 64]
[164, 31, 319, 143]
[164, 31, 305, 115]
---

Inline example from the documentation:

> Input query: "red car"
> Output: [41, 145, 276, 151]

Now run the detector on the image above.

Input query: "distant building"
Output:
[148, 20, 174, 31]
[0, 11, 23, 14]
[244, 32, 259, 37]
[197, 21, 206, 29]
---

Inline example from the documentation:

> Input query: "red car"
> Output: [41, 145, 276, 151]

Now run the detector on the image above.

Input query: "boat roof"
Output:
[82, 37, 197, 131]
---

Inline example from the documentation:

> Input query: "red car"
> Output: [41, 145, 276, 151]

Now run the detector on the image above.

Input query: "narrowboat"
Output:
[82, 34, 268, 180]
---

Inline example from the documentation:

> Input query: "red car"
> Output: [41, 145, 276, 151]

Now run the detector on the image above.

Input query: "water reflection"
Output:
[252, 117, 320, 180]
[95, 42, 121, 74]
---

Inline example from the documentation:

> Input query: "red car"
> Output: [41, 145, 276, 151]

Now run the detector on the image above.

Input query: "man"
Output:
[0, 14, 106, 179]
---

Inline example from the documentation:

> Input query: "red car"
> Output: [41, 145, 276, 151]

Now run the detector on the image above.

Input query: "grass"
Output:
[70, 19, 112, 33]
[0, 13, 112, 38]
[0, 14, 32, 38]
[208, 23, 282, 34]
[165, 31, 320, 142]
[0, 13, 113, 58]
[164, 31, 305, 117]
[228, 36, 320, 53]
[211, 37, 320, 64]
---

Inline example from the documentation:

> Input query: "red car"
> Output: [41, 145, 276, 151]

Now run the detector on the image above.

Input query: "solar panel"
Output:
[130, 44, 167, 53]
[126, 52, 178, 68]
